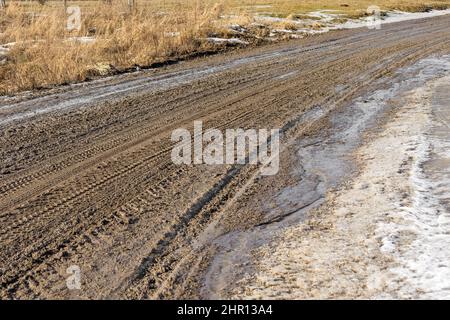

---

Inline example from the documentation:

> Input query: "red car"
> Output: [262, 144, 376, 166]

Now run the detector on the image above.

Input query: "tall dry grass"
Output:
[0, 1, 228, 94]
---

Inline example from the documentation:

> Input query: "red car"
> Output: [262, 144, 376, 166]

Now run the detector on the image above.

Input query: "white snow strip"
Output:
[205, 37, 249, 45]
[307, 10, 344, 22]
[338, 9, 450, 29]
[257, 9, 450, 37]
[373, 72, 450, 299]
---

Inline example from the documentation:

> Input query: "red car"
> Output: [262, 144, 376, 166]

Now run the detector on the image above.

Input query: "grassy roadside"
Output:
[0, 1, 228, 94]
[1, 0, 450, 95]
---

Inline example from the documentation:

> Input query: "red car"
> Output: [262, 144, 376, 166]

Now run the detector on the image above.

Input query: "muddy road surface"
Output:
[1, 15, 450, 299]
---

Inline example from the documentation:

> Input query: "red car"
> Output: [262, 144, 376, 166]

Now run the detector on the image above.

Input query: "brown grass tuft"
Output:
[0, 1, 226, 94]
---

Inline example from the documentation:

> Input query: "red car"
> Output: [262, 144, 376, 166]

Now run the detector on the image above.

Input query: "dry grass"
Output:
[1, 0, 450, 94]
[0, 1, 228, 93]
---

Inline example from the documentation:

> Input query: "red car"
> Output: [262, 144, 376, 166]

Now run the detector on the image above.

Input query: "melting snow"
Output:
[256, 9, 450, 37]
[205, 37, 249, 45]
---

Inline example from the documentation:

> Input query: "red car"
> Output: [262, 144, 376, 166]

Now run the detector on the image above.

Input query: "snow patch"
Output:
[205, 37, 249, 45]
[373, 72, 450, 299]
[338, 9, 450, 29]
[256, 9, 450, 37]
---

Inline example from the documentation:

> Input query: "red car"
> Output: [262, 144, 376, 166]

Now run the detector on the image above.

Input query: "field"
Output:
[1, 0, 450, 93]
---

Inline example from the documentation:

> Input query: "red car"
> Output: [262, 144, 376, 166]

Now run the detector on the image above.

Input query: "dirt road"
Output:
[1, 15, 450, 299]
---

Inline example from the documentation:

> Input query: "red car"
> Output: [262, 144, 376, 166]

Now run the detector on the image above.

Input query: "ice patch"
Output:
[373, 74, 450, 299]
[338, 9, 450, 29]
[307, 10, 344, 22]
[257, 9, 450, 37]
[205, 37, 249, 45]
